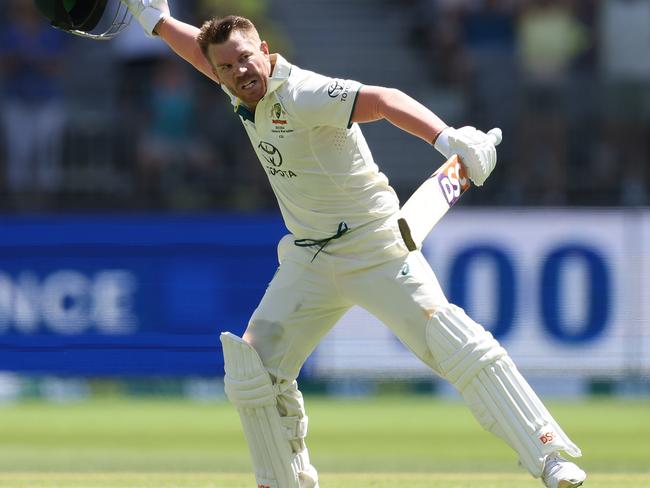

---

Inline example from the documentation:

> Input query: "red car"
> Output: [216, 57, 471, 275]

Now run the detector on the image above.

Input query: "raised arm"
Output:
[122, 0, 219, 83]
[155, 17, 219, 83]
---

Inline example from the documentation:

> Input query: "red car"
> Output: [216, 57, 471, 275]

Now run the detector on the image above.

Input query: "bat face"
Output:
[434, 155, 471, 206]
[397, 155, 472, 252]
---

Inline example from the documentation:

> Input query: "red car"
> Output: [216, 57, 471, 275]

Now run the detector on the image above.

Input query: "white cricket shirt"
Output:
[222, 54, 399, 239]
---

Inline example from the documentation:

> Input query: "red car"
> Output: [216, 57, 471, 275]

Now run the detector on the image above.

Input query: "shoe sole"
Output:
[558, 480, 584, 488]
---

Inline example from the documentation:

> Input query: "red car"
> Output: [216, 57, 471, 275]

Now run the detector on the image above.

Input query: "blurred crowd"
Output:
[402, 0, 650, 206]
[0, 0, 648, 212]
[402, 0, 649, 206]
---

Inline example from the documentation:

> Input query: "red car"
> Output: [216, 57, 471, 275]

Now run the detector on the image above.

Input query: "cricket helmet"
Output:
[34, 0, 132, 40]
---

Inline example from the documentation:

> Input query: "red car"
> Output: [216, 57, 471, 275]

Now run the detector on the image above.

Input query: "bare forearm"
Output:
[155, 17, 218, 83]
[352, 86, 447, 145]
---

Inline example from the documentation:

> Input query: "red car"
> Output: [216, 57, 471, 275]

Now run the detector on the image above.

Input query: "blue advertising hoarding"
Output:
[2, 209, 647, 379]
[0, 213, 286, 375]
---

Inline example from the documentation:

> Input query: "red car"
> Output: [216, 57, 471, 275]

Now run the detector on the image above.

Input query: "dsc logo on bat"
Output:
[436, 156, 471, 206]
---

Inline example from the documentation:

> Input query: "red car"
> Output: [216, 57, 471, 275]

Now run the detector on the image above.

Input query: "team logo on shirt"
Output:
[269, 103, 293, 136]
[271, 103, 287, 125]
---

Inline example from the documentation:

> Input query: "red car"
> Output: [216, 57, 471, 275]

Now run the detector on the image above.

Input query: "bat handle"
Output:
[487, 128, 502, 146]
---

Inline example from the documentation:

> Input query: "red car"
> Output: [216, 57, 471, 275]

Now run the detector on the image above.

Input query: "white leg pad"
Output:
[426, 305, 581, 477]
[221, 332, 318, 488]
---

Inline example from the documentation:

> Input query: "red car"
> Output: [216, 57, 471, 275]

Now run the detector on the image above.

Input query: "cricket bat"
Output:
[397, 128, 502, 251]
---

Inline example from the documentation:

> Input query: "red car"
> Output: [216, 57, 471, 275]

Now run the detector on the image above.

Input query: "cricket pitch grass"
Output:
[0, 396, 648, 487]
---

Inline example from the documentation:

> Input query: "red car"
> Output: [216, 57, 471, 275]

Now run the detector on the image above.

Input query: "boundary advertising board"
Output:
[0, 210, 647, 379]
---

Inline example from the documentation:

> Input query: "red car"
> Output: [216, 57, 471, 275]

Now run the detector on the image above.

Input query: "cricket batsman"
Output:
[38, 0, 587, 486]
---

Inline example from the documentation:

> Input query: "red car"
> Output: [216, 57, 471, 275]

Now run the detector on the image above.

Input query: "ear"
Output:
[211, 66, 222, 84]
[260, 40, 270, 55]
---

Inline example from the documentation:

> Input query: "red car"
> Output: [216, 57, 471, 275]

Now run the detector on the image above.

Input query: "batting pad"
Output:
[221, 332, 318, 488]
[426, 305, 581, 477]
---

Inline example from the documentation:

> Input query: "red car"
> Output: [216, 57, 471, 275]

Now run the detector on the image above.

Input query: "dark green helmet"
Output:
[34, 0, 132, 40]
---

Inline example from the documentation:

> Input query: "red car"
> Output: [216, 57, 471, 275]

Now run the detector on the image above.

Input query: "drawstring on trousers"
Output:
[294, 221, 349, 262]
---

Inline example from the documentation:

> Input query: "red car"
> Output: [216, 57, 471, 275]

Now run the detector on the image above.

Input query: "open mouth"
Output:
[241, 79, 257, 90]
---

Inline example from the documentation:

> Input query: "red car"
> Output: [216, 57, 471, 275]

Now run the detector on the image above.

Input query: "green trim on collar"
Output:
[235, 100, 255, 123]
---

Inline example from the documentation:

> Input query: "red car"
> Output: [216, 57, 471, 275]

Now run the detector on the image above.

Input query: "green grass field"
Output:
[0, 396, 648, 487]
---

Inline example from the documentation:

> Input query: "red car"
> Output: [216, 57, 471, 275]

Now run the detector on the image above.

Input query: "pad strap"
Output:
[282, 416, 309, 441]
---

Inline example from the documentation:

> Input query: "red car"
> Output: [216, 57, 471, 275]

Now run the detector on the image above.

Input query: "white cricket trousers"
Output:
[240, 215, 582, 480]
[244, 214, 449, 383]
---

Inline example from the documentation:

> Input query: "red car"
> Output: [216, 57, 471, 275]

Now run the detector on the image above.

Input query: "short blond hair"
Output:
[197, 15, 260, 60]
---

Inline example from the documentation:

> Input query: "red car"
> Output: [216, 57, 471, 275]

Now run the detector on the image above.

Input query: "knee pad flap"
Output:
[221, 332, 277, 408]
[426, 304, 507, 390]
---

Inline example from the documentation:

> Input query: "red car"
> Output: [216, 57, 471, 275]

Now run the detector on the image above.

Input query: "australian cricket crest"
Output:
[270, 102, 293, 135]
[271, 103, 285, 124]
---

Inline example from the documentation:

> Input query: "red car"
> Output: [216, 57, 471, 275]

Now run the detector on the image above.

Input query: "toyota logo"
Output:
[258, 141, 283, 167]
[327, 80, 344, 98]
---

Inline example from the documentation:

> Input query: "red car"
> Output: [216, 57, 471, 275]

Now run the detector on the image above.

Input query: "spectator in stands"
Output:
[459, 0, 519, 204]
[135, 56, 219, 208]
[514, 0, 590, 204]
[562, 0, 601, 204]
[406, 0, 470, 88]
[599, 0, 650, 205]
[0, 0, 68, 207]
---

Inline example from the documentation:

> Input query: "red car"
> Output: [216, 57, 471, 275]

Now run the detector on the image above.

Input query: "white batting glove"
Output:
[121, 0, 169, 37]
[435, 126, 502, 186]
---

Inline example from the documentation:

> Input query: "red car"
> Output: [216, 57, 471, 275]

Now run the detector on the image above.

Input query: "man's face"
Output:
[208, 30, 271, 108]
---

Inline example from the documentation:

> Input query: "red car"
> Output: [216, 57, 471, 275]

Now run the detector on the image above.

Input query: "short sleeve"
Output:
[290, 73, 362, 129]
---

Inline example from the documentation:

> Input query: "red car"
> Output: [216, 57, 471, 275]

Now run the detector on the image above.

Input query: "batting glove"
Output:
[121, 0, 169, 37]
[434, 126, 501, 186]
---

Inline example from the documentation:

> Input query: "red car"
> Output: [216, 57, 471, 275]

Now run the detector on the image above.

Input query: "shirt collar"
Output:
[265, 53, 292, 95]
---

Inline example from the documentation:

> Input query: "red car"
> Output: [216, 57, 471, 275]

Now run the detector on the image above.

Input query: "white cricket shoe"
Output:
[542, 452, 586, 488]
[298, 465, 319, 488]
